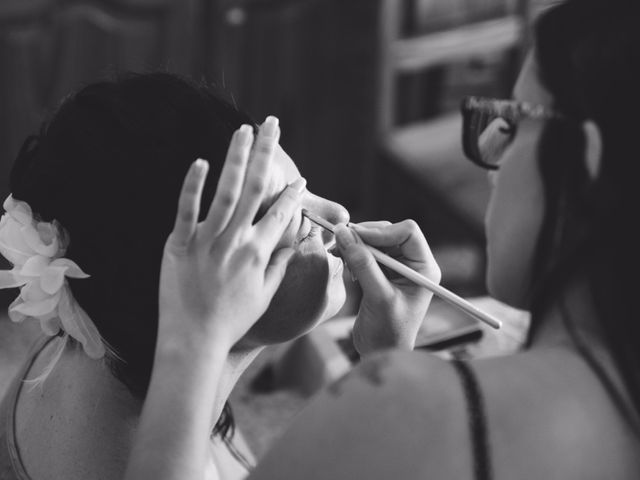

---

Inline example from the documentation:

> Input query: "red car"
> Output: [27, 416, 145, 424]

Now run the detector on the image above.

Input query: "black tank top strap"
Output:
[451, 359, 493, 480]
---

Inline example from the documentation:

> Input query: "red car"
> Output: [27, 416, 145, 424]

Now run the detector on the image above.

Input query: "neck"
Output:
[528, 275, 603, 352]
[15, 336, 263, 479]
[526, 275, 640, 429]
[210, 344, 264, 428]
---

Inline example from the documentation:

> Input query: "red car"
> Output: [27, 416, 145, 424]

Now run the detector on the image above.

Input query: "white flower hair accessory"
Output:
[0, 195, 106, 362]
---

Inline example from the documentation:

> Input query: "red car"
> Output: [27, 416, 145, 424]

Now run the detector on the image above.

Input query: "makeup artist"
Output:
[127, 0, 640, 478]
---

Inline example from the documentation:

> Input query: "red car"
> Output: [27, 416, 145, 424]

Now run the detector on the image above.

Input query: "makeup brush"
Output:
[302, 209, 502, 330]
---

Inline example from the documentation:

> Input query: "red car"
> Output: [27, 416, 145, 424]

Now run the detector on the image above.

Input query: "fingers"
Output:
[254, 177, 306, 250]
[204, 125, 254, 236]
[230, 116, 280, 228]
[169, 159, 209, 249]
[351, 220, 392, 229]
[334, 224, 394, 300]
[351, 220, 433, 264]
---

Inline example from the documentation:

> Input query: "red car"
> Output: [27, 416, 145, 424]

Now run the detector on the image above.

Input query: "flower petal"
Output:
[50, 258, 90, 278]
[0, 216, 38, 265]
[39, 315, 62, 336]
[0, 270, 28, 289]
[36, 222, 56, 245]
[13, 291, 60, 316]
[8, 296, 27, 323]
[40, 266, 67, 294]
[3, 195, 17, 212]
[8, 200, 33, 226]
[22, 225, 58, 258]
[58, 288, 105, 359]
[20, 282, 49, 302]
[19, 255, 50, 277]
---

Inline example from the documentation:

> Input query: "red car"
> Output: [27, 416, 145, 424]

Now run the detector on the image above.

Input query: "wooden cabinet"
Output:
[0, 0, 209, 201]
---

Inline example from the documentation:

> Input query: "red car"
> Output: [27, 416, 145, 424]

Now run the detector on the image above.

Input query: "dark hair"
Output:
[528, 0, 640, 420]
[9, 72, 256, 437]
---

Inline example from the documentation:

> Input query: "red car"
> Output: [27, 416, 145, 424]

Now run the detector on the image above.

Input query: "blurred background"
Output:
[0, 0, 556, 296]
[0, 0, 548, 457]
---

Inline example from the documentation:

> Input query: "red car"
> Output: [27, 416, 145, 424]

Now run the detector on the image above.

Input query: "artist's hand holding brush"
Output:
[334, 220, 441, 355]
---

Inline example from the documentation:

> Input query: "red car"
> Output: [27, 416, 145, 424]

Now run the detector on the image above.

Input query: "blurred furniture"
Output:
[371, 0, 531, 295]
[0, 0, 218, 203]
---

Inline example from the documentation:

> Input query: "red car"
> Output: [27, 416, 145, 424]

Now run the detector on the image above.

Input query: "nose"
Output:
[303, 192, 349, 244]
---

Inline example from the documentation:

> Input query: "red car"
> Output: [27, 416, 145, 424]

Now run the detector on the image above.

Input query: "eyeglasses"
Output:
[460, 96, 565, 170]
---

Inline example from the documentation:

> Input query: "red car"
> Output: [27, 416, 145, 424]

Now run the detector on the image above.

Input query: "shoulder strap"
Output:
[451, 359, 493, 480]
[1, 335, 57, 480]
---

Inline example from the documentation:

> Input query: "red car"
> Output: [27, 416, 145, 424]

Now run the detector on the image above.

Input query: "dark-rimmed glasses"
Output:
[460, 96, 565, 170]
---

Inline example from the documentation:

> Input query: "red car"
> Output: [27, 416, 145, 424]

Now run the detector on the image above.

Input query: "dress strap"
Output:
[2, 335, 59, 480]
[452, 359, 493, 480]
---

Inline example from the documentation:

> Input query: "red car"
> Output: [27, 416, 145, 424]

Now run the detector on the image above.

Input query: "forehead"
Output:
[513, 53, 554, 106]
[263, 145, 301, 205]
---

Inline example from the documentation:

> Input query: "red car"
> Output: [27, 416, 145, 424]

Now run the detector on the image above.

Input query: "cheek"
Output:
[485, 142, 545, 307]
[242, 247, 330, 345]
[276, 249, 330, 315]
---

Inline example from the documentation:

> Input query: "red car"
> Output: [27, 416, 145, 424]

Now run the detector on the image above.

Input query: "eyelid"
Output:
[294, 215, 312, 245]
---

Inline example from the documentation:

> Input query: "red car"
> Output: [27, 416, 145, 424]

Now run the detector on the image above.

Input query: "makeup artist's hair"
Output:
[527, 0, 640, 422]
[9, 72, 256, 438]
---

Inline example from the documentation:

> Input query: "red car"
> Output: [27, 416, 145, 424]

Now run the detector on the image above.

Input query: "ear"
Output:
[582, 120, 602, 180]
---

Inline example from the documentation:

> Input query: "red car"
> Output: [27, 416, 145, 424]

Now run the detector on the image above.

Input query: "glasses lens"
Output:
[462, 108, 499, 170]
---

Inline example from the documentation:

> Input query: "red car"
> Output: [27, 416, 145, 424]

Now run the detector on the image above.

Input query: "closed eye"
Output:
[296, 224, 320, 245]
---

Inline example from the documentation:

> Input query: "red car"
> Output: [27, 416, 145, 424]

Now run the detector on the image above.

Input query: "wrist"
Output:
[155, 323, 234, 368]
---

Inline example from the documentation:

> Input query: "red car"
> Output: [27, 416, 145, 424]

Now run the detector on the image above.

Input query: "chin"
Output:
[316, 276, 347, 324]
[321, 253, 347, 320]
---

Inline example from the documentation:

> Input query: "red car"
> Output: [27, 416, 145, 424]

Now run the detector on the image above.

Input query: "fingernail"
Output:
[335, 224, 356, 248]
[195, 158, 208, 171]
[289, 177, 307, 193]
[349, 267, 358, 283]
[262, 116, 279, 137]
[238, 124, 253, 145]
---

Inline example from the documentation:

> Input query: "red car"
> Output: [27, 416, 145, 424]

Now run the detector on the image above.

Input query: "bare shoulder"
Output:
[249, 350, 473, 480]
[468, 350, 640, 480]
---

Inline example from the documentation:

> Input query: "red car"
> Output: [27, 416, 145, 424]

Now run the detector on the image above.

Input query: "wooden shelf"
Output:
[393, 16, 524, 72]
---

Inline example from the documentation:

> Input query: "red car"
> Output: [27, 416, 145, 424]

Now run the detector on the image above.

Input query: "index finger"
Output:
[351, 220, 436, 271]
[253, 178, 306, 251]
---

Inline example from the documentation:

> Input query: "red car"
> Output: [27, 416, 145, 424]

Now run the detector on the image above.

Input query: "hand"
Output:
[334, 220, 441, 355]
[158, 117, 305, 357]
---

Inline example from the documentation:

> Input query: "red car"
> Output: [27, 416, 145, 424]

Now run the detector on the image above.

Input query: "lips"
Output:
[328, 254, 344, 278]
[325, 241, 344, 278]
[327, 243, 343, 259]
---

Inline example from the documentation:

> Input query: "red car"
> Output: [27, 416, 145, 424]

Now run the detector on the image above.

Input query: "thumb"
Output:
[264, 247, 296, 295]
[334, 225, 393, 299]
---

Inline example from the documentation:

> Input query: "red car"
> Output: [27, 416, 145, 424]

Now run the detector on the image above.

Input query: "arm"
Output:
[124, 117, 305, 480]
